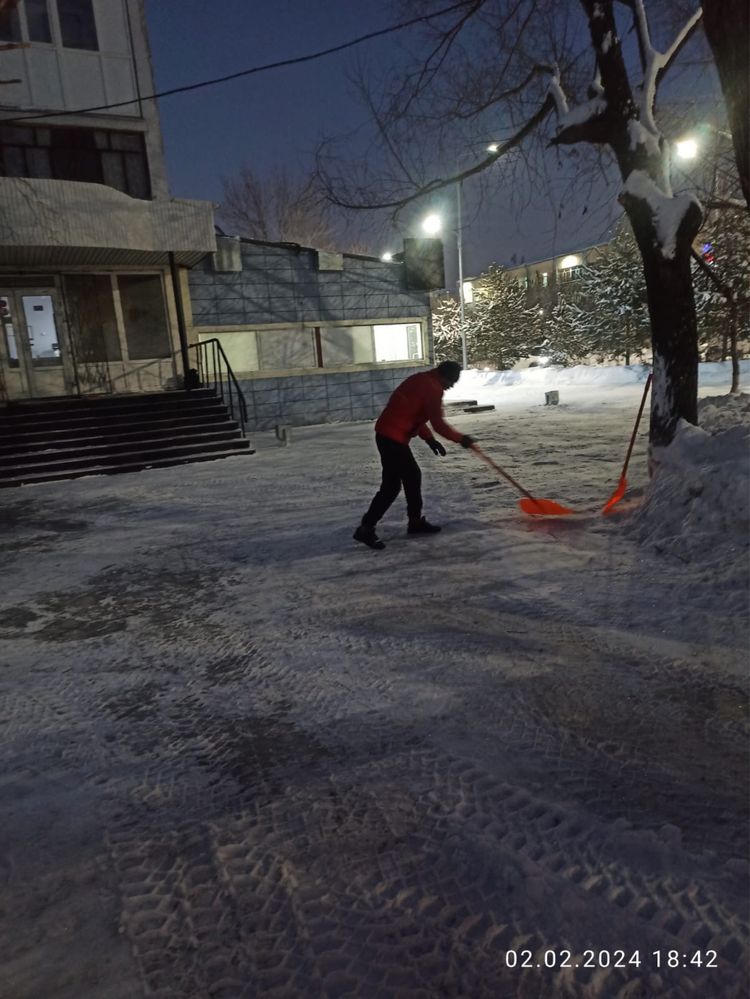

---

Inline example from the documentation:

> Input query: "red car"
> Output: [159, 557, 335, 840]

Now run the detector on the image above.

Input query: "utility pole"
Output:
[456, 179, 468, 370]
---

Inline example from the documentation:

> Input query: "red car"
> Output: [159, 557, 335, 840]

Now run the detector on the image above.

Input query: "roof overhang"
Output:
[0, 177, 216, 269]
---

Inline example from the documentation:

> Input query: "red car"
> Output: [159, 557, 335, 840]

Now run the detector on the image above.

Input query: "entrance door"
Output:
[0, 288, 73, 399]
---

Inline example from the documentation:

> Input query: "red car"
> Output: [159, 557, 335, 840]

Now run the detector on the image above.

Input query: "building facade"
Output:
[0, 0, 215, 404]
[501, 243, 609, 311]
[188, 236, 435, 431]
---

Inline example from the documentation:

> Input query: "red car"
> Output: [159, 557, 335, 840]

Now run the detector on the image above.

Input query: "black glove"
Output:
[459, 435, 476, 449]
[427, 438, 447, 456]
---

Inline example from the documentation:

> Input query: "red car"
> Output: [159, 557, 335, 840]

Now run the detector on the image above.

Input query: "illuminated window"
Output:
[373, 323, 423, 362]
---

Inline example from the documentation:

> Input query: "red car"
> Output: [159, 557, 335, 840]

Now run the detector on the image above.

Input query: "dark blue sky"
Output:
[144, 1, 720, 277]
[144, 0, 605, 274]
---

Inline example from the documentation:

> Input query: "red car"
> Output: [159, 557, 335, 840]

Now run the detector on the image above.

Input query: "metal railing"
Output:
[187, 338, 248, 437]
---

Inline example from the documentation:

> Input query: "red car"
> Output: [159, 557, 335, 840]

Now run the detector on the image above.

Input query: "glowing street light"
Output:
[381, 251, 393, 262]
[675, 137, 699, 160]
[421, 213, 442, 236]
[487, 143, 499, 153]
[422, 199, 468, 369]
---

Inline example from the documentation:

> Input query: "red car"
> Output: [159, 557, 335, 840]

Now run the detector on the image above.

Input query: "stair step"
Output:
[1, 429, 244, 468]
[0, 400, 230, 431]
[0, 445, 255, 489]
[0, 436, 251, 480]
[0, 388, 216, 416]
[0, 419, 240, 455]
[0, 388, 253, 485]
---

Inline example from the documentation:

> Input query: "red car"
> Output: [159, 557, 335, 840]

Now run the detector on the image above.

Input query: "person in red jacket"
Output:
[354, 360, 475, 550]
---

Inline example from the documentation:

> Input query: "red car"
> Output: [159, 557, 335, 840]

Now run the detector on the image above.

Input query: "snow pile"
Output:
[626, 395, 750, 594]
[452, 363, 651, 392]
[698, 391, 750, 434]
[445, 361, 749, 411]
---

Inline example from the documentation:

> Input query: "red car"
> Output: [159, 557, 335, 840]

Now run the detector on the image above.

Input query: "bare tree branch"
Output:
[324, 94, 554, 211]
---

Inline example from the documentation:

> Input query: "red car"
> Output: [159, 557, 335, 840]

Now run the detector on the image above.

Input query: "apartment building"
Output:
[501, 243, 609, 310]
[0, 0, 215, 403]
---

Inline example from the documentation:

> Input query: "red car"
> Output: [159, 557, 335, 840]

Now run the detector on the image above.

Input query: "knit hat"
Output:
[436, 360, 462, 380]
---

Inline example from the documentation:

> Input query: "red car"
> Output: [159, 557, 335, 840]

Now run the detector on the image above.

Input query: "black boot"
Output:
[353, 525, 385, 550]
[407, 516, 441, 534]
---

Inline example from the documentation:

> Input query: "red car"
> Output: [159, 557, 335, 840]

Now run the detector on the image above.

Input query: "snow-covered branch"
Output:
[634, 0, 702, 135]
[621, 170, 701, 259]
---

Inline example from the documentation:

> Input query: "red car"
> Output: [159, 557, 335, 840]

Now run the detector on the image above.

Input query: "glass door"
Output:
[0, 288, 73, 398]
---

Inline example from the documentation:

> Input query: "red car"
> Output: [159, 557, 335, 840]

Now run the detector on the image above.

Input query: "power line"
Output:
[2, 1, 475, 124]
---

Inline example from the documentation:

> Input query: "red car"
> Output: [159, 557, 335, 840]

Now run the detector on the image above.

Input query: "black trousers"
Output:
[362, 434, 422, 528]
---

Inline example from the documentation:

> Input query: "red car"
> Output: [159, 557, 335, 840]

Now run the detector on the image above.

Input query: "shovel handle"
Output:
[471, 445, 538, 502]
[621, 373, 652, 479]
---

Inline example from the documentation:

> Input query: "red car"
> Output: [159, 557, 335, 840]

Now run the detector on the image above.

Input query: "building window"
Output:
[0, 3, 22, 41]
[27, 0, 52, 42]
[0, 296, 20, 367]
[0, 124, 150, 198]
[57, 0, 98, 50]
[118, 275, 170, 360]
[257, 328, 316, 370]
[64, 274, 121, 362]
[373, 323, 423, 362]
[197, 321, 426, 374]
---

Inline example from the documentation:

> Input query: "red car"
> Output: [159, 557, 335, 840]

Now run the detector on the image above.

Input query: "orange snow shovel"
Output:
[471, 444, 576, 516]
[602, 372, 652, 515]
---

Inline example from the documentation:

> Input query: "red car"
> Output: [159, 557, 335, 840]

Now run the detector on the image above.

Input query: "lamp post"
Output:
[422, 190, 468, 370]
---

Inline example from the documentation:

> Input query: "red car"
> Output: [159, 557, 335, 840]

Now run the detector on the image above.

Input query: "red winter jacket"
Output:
[375, 369, 464, 446]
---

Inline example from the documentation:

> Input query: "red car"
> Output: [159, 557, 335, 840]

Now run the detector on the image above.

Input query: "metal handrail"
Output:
[187, 338, 248, 437]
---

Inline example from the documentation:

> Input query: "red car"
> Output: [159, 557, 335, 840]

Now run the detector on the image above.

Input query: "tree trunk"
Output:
[625, 315, 631, 365]
[701, 0, 750, 209]
[730, 305, 741, 393]
[624, 202, 702, 447]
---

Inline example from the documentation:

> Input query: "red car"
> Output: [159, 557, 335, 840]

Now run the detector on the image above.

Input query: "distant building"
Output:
[465, 243, 610, 314]
[188, 236, 436, 431]
[0, 0, 215, 404]
[500, 243, 609, 310]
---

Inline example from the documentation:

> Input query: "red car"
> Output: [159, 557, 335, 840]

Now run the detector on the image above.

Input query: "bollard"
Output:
[545, 390, 559, 406]
[275, 424, 292, 445]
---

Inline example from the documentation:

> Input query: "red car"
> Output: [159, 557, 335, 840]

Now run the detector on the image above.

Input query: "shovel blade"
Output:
[519, 497, 576, 517]
[602, 476, 627, 515]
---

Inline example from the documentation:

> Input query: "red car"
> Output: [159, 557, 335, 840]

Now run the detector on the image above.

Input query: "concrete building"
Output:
[500, 243, 609, 311]
[187, 236, 436, 432]
[0, 0, 215, 404]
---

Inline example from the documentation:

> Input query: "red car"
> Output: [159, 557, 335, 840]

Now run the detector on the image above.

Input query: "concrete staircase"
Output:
[0, 389, 254, 488]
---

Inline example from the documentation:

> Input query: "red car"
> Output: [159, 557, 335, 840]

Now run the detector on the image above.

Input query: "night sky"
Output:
[144, 1, 722, 280]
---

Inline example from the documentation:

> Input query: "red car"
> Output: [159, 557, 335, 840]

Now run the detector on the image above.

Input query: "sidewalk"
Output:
[1, 398, 748, 999]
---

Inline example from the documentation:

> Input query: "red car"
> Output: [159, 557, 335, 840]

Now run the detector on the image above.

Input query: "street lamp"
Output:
[421, 213, 442, 236]
[675, 137, 699, 160]
[421, 190, 469, 371]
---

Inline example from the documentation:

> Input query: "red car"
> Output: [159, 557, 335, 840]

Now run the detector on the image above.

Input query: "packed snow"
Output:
[1, 362, 748, 998]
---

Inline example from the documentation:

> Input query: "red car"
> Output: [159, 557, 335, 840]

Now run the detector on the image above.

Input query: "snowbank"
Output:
[445, 360, 749, 411]
[626, 394, 750, 598]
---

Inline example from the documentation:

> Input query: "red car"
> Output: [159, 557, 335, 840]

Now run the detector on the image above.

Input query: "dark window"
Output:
[57, 0, 98, 50]
[27, 0, 52, 42]
[0, 4, 22, 42]
[50, 126, 102, 183]
[0, 124, 151, 198]
[123, 153, 149, 199]
[64, 274, 121, 362]
[118, 275, 170, 360]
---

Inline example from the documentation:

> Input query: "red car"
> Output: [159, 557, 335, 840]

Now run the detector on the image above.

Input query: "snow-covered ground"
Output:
[1, 362, 748, 998]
